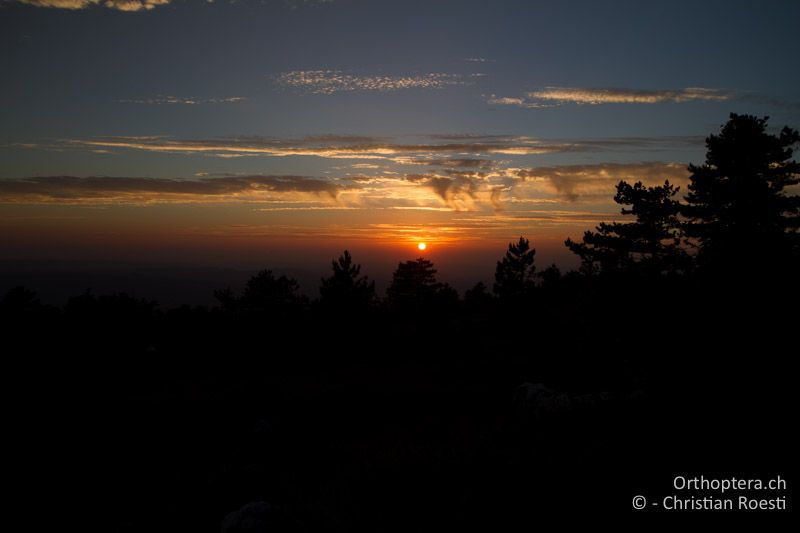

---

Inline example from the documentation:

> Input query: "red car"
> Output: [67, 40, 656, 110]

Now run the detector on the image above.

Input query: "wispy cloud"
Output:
[489, 87, 732, 108]
[274, 70, 464, 94]
[116, 95, 247, 105]
[11, 0, 334, 10]
[16, 133, 703, 170]
[529, 87, 731, 105]
[0, 161, 695, 217]
[415, 158, 496, 169]
[283, 0, 336, 7]
[14, 0, 171, 11]
[486, 95, 552, 109]
[64, 135, 573, 159]
[0, 175, 346, 204]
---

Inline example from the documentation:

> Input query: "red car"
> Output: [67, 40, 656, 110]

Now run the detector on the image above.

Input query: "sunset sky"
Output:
[2, 0, 799, 296]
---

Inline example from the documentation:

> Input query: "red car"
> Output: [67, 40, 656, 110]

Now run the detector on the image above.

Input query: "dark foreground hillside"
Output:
[3, 269, 795, 531]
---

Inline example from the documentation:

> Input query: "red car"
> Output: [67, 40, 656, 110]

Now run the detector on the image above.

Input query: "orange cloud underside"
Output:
[0, 162, 689, 272]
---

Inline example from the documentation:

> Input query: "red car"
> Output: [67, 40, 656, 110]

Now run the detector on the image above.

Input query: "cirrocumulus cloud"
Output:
[15, 0, 171, 11]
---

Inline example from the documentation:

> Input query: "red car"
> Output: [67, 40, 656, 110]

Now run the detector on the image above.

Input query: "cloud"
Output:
[11, 0, 334, 10]
[464, 57, 494, 63]
[424, 134, 514, 141]
[515, 162, 689, 201]
[283, 0, 335, 7]
[566, 136, 705, 150]
[487, 96, 525, 106]
[486, 95, 552, 109]
[489, 186, 506, 211]
[394, 157, 496, 168]
[11, 137, 704, 210]
[274, 70, 464, 94]
[299, 134, 383, 143]
[40, 134, 707, 170]
[65, 135, 574, 159]
[0, 175, 346, 204]
[529, 87, 731, 105]
[116, 95, 247, 105]
[0, 162, 696, 217]
[426, 158, 496, 168]
[489, 87, 731, 108]
[403, 173, 480, 210]
[443, 169, 488, 178]
[15, 0, 171, 11]
[356, 162, 690, 211]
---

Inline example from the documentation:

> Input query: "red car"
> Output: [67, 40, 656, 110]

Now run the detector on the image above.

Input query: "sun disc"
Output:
[417, 242, 427, 251]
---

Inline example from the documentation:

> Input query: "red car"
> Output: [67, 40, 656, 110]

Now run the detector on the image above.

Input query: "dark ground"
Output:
[3, 273, 795, 531]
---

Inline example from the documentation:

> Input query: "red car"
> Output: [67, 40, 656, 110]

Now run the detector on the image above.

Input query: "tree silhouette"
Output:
[464, 281, 494, 316]
[216, 269, 306, 316]
[433, 281, 460, 314]
[213, 286, 239, 312]
[64, 290, 157, 320]
[319, 250, 376, 312]
[683, 113, 799, 269]
[0, 286, 41, 316]
[1, 286, 52, 340]
[386, 257, 441, 311]
[62, 291, 158, 353]
[465, 281, 492, 304]
[493, 237, 536, 299]
[566, 181, 686, 275]
[537, 264, 562, 289]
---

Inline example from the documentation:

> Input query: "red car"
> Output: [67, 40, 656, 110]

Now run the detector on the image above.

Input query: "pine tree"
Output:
[493, 237, 536, 299]
[387, 257, 441, 311]
[566, 180, 686, 275]
[319, 250, 375, 311]
[237, 269, 305, 315]
[683, 113, 799, 269]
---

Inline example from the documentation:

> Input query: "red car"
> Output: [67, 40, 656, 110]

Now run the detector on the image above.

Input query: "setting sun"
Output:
[417, 242, 427, 251]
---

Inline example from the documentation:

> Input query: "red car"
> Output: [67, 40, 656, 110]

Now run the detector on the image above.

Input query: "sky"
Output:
[1, 0, 799, 296]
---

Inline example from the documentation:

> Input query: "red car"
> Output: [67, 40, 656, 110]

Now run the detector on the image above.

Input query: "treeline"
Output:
[4, 113, 797, 319]
[4, 112, 797, 409]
